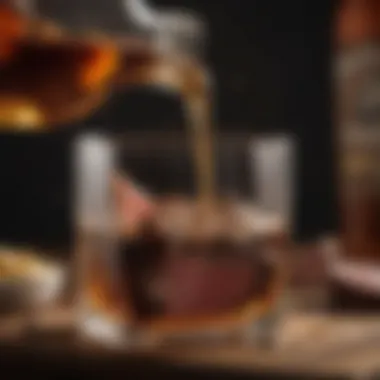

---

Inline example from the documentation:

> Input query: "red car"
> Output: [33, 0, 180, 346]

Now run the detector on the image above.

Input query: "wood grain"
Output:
[1, 309, 380, 377]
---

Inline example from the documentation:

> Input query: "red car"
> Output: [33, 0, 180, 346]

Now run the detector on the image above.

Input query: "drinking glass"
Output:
[336, 42, 380, 263]
[74, 132, 296, 348]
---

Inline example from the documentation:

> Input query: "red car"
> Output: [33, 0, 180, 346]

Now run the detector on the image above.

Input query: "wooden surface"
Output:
[1, 309, 380, 378]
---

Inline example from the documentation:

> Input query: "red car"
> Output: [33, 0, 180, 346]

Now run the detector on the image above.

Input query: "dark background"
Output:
[0, 0, 338, 248]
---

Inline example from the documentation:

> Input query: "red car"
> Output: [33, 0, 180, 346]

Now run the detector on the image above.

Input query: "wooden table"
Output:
[1, 309, 380, 379]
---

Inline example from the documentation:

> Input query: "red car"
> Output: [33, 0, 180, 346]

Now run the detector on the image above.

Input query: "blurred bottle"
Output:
[336, 0, 380, 48]
[335, 0, 380, 261]
[330, 0, 380, 312]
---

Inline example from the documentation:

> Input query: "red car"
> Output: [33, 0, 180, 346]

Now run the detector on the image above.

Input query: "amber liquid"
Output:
[120, 228, 278, 327]
[341, 184, 380, 261]
[73, 230, 130, 319]
[333, 0, 380, 311]
[0, 4, 159, 129]
[334, 181, 380, 312]
[185, 77, 216, 204]
[0, 4, 217, 204]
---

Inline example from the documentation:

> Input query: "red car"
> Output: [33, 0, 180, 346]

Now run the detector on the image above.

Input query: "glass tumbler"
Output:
[73, 132, 296, 348]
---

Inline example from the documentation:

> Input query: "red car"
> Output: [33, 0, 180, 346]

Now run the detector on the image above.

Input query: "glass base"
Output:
[76, 289, 290, 350]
